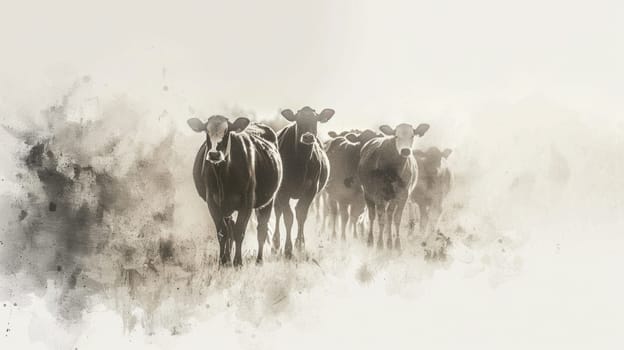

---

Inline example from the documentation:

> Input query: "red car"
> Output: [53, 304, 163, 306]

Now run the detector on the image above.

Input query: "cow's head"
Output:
[327, 130, 349, 139]
[281, 106, 335, 145]
[343, 129, 381, 146]
[187, 115, 250, 164]
[414, 147, 452, 176]
[379, 123, 430, 157]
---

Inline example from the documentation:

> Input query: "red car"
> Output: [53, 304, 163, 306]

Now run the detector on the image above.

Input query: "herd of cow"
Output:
[188, 106, 452, 266]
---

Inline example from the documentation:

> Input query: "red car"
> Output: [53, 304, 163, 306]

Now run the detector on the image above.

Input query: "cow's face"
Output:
[187, 115, 250, 164]
[380, 123, 430, 158]
[281, 106, 335, 145]
[415, 147, 452, 176]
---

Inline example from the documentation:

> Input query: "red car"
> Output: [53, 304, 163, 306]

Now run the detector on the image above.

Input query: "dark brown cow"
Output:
[188, 115, 282, 266]
[325, 129, 381, 240]
[408, 147, 452, 237]
[273, 106, 334, 258]
[358, 123, 430, 249]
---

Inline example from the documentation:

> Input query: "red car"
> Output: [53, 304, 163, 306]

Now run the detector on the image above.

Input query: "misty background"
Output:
[0, 0, 623, 349]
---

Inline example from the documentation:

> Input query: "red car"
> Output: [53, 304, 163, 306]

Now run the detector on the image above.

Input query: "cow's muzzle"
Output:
[400, 148, 411, 157]
[300, 132, 315, 145]
[207, 150, 225, 163]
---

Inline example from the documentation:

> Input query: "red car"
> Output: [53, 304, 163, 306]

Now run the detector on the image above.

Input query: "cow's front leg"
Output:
[221, 217, 234, 266]
[393, 197, 408, 251]
[407, 201, 417, 236]
[364, 195, 376, 247]
[282, 200, 295, 259]
[294, 194, 314, 252]
[232, 207, 252, 267]
[376, 201, 386, 249]
[208, 202, 231, 266]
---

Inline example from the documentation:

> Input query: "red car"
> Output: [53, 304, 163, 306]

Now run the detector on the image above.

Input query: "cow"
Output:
[272, 106, 335, 258]
[408, 147, 453, 237]
[358, 123, 430, 250]
[188, 115, 282, 266]
[325, 129, 381, 240]
[311, 130, 358, 234]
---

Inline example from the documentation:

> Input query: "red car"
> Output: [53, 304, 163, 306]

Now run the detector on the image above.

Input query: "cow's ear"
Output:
[442, 148, 452, 158]
[187, 118, 205, 132]
[328, 131, 338, 138]
[379, 125, 395, 136]
[281, 109, 296, 121]
[230, 117, 250, 132]
[414, 123, 430, 137]
[345, 133, 359, 143]
[317, 108, 335, 123]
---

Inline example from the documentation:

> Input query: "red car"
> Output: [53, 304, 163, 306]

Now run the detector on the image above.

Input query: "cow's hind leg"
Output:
[328, 198, 338, 239]
[385, 202, 397, 249]
[294, 194, 314, 252]
[273, 194, 285, 253]
[256, 201, 272, 264]
[232, 208, 252, 267]
[283, 200, 295, 259]
[350, 199, 365, 239]
[339, 202, 349, 241]
[419, 203, 429, 239]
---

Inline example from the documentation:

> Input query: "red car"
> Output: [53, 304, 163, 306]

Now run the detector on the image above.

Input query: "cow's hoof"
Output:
[272, 240, 281, 251]
[284, 250, 293, 260]
[220, 256, 231, 266]
[341, 234, 346, 241]
[255, 258, 263, 265]
[295, 238, 305, 251]
[386, 238, 393, 250]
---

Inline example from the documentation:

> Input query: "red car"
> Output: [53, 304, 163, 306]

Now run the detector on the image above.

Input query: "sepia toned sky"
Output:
[1, 0, 622, 121]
